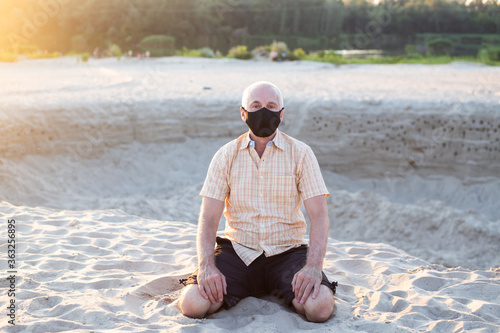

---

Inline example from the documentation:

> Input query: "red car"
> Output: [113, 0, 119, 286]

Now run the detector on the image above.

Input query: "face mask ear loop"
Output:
[241, 106, 248, 121]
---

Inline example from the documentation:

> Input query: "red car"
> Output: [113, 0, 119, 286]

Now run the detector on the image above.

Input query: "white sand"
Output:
[0, 57, 499, 331]
[1, 202, 499, 332]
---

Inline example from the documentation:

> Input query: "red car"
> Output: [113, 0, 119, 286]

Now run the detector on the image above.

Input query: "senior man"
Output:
[178, 81, 337, 322]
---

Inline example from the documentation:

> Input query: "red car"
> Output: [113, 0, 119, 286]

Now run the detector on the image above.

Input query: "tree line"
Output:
[1, 0, 499, 54]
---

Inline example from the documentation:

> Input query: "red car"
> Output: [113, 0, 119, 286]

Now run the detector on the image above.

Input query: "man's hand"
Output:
[294, 195, 329, 305]
[197, 264, 227, 304]
[196, 197, 226, 304]
[291, 264, 322, 304]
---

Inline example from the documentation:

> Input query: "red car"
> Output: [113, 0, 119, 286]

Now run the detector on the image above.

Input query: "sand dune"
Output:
[0, 57, 499, 331]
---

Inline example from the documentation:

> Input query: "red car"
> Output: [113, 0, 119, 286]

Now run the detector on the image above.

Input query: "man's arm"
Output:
[291, 194, 329, 304]
[196, 196, 227, 304]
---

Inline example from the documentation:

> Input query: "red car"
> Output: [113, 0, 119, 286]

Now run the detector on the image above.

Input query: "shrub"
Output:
[109, 44, 122, 60]
[478, 48, 490, 63]
[140, 35, 176, 57]
[0, 52, 17, 62]
[485, 46, 500, 61]
[176, 47, 214, 58]
[176, 46, 199, 57]
[81, 52, 90, 62]
[478, 46, 500, 65]
[252, 45, 269, 58]
[199, 47, 215, 58]
[270, 40, 290, 61]
[286, 52, 300, 61]
[271, 40, 289, 54]
[293, 48, 306, 60]
[427, 38, 453, 55]
[227, 45, 252, 59]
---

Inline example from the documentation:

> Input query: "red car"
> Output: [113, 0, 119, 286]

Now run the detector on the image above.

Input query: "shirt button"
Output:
[260, 176, 263, 180]
[259, 193, 263, 197]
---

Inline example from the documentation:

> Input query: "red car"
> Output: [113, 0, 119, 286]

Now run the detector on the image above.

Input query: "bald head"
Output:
[241, 81, 284, 111]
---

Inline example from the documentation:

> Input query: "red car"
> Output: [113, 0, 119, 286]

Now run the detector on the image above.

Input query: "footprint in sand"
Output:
[123, 274, 189, 316]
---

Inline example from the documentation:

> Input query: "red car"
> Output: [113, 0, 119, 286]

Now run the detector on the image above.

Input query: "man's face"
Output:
[240, 86, 284, 123]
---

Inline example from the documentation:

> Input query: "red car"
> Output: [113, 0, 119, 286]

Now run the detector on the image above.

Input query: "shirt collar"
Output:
[240, 129, 285, 151]
[272, 129, 285, 150]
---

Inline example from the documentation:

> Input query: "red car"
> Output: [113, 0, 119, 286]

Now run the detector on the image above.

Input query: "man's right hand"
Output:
[197, 264, 227, 304]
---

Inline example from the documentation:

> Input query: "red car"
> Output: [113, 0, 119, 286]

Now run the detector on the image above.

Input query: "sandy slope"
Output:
[1, 57, 499, 269]
[0, 57, 499, 331]
[0, 139, 498, 270]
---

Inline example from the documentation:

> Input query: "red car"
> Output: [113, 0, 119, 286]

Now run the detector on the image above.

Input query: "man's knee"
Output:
[179, 284, 223, 318]
[305, 301, 334, 323]
[179, 284, 209, 318]
[294, 285, 335, 323]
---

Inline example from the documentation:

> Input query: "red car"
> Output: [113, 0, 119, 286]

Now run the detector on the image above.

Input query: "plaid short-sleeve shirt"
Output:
[200, 129, 329, 266]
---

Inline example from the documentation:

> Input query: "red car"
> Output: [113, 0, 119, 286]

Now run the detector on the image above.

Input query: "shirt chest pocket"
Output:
[268, 175, 296, 203]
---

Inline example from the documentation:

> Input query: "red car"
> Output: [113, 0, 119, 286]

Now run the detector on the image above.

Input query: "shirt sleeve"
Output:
[297, 147, 329, 201]
[199, 148, 230, 202]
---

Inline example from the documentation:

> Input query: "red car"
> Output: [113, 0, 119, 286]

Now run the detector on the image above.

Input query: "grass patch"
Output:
[303, 50, 348, 64]
[27, 52, 61, 59]
[349, 56, 405, 64]
[301, 50, 500, 66]
[0, 52, 17, 62]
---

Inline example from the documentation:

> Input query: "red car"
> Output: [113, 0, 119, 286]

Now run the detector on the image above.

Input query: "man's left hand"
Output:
[291, 264, 322, 304]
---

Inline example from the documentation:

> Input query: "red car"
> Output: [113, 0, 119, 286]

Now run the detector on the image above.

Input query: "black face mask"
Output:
[243, 107, 283, 138]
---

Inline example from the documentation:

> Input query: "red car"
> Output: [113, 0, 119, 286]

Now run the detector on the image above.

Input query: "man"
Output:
[179, 81, 337, 323]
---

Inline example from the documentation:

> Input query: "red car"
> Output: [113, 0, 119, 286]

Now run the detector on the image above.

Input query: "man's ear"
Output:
[280, 107, 285, 121]
[240, 107, 247, 121]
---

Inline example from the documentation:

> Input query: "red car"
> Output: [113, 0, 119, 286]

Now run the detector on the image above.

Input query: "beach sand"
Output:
[0, 57, 499, 332]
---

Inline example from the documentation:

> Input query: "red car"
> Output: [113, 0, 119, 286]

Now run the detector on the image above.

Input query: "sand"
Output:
[0, 56, 499, 332]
